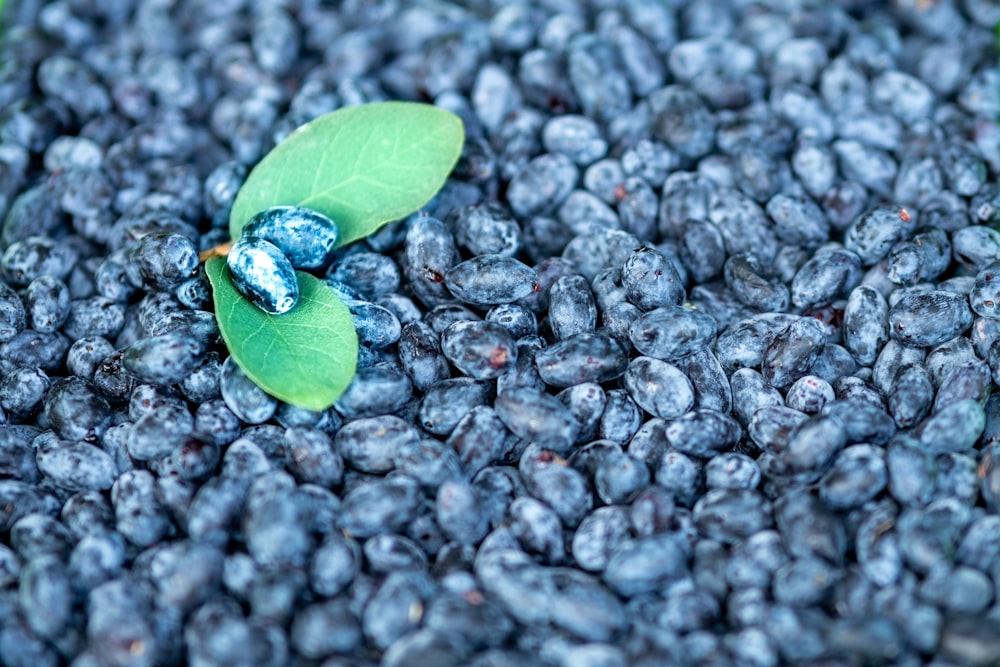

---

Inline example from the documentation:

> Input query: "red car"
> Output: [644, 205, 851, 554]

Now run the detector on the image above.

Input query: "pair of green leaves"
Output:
[206, 102, 465, 410]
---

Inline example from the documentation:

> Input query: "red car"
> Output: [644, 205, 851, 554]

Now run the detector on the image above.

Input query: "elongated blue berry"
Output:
[242, 205, 339, 270]
[227, 237, 299, 314]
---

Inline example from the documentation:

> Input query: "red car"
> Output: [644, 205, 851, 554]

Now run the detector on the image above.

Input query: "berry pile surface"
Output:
[1, 1, 1000, 666]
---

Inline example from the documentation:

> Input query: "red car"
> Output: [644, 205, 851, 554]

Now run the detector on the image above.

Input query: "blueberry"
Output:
[595, 450, 650, 505]
[534, 333, 628, 387]
[418, 378, 492, 436]
[35, 438, 116, 492]
[338, 475, 421, 539]
[774, 491, 845, 563]
[393, 438, 463, 492]
[842, 285, 889, 365]
[709, 187, 779, 262]
[335, 415, 418, 474]
[447, 406, 513, 478]
[603, 534, 688, 597]
[953, 225, 1000, 271]
[362, 571, 433, 649]
[441, 320, 517, 381]
[495, 387, 579, 454]
[507, 153, 579, 218]
[162, 437, 220, 482]
[622, 247, 685, 311]
[939, 139, 987, 196]
[678, 219, 727, 283]
[888, 290, 973, 347]
[598, 388, 642, 446]
[127, 232, 199, 291]
[226, 236, 299, 314]
[648, 85, 715, 158]
[398, 321, 450, 392]
[43, 376, 111, 443]
[112, 470, 171, 548]
[790, 246, 862, 310]
[336, 363, 412, 419]
[127, 400, 193, 461]
[63, 296, 126, 340]
[445, 254, 539, 306]
[450, 203, 522, 258]
[730, 367, 784, 426]
[124, 332, 203, 385]
[916, 399, 985, 454]
[556, 382, 605, 445]
[18, 555, 73, 642]
[519, 443, 592, 527]
[785, 375, 835, 414]
[193, 398, 242, 447]
[894, 156, 943, 209]
[845, 205, 916, 267]
[666, 409, 742, 459]
[625, 356, 695, 419]
[291, 599, 362, 660]
[818, 444, 887, 510]
[572, 505, 631, 573]
[348, 300, 402, 351]
[220, 355, 277, 424]
[761, 316, 827, 389]
[0, 366, 48, 420]
[309, 532, 360, 598]
[0, 430, 38, 483]
[724, 253, 790, 312]
[327, 251, 400, 299]
[542, 114, 607, 166]
[485, 304, 537, 340]
[562, 228, 642, 282]
[243, 473, 312, 569]
[548, 274, 598, 340]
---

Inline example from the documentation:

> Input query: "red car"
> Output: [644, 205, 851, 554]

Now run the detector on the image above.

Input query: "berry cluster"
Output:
[226, 206, 339, 314]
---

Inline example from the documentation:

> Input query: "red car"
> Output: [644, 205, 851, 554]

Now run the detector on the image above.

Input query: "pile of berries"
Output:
[226, 206, 340, 313]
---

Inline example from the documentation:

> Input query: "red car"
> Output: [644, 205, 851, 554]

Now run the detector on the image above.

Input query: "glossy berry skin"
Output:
[227, 236, 299, 314]
[241, 205, 339, 270]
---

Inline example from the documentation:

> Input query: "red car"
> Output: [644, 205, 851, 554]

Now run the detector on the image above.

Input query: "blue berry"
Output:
[327, 251, 400, 299]
[227, 236, 299, 314]
[622, 247, 685, 311]
[127, 232, 199, 291]
[220, 356, 277, 425]
[445, 254, 539, 306]
[624, 356, 695, 419]
[335, 415, 418, 474]
[441, 320, 517, 380]
[603, 534, 689, 597]
[495, 386, 579, 454]
[888, 290, 973, 348]
[534, 333, 628, 387]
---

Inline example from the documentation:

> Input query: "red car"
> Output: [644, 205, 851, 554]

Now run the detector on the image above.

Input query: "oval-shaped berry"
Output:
[622, 247, 686, 311]
[629, 305, 717, 360]
[888, 290, 973, 348]
[227, 236, 299, 314]
[444, 254, 539, 306]
[534, 333, 629, 387]
[624, 356, 695, 419]
[241, 205, 339, 270]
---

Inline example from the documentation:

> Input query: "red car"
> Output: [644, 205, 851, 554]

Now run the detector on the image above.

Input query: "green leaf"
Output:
[205, 257, 358, 411]
[229, 101, 465, 247]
